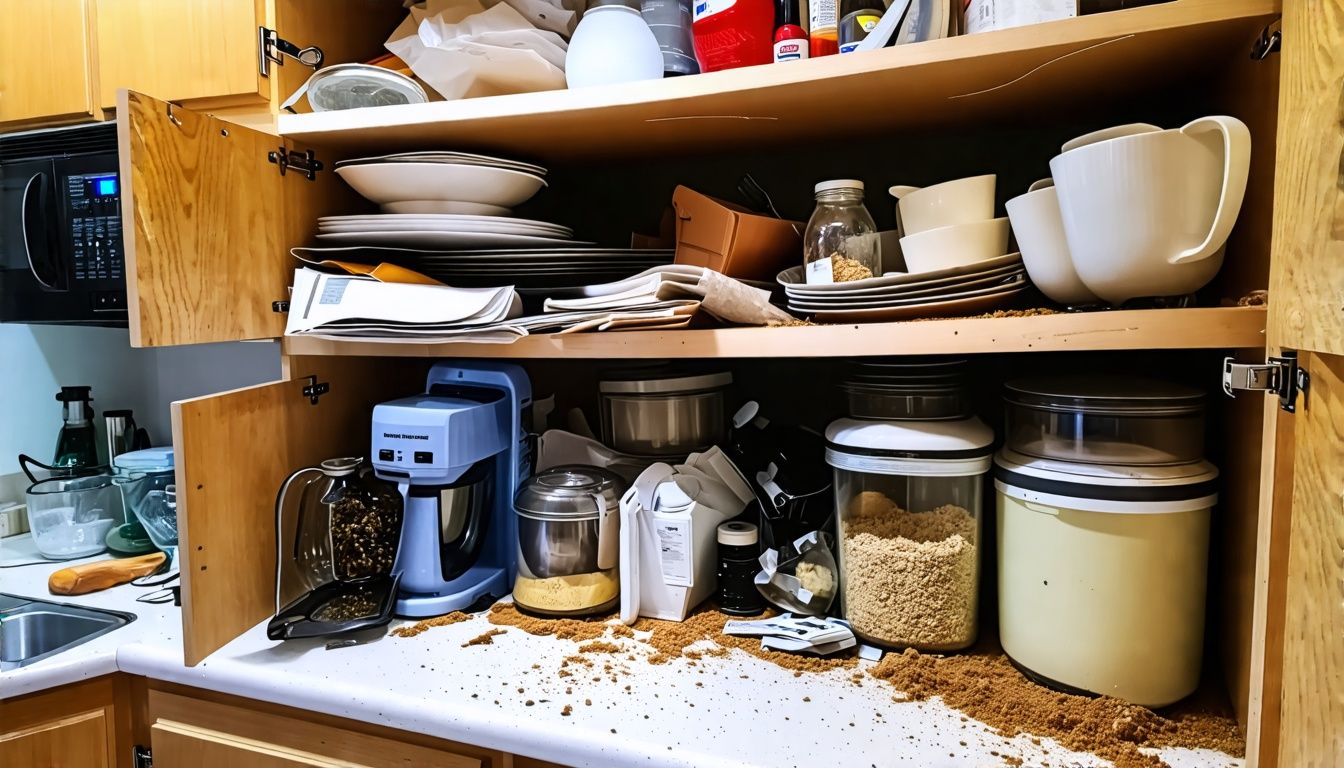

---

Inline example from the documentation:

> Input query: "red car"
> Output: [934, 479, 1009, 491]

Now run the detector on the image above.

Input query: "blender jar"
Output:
[26, 473, 124, 559]
[513, 465, 625, 617]
[825, 416, 993, 651]
[113, 447, 177, 556]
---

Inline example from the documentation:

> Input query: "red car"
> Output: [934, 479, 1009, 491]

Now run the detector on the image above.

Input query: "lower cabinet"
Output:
[0, 676, 131, 768]
[145, 685, 567, 768]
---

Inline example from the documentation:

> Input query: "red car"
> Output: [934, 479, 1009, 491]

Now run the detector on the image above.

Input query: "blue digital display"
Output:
[94, 177, 118, 196]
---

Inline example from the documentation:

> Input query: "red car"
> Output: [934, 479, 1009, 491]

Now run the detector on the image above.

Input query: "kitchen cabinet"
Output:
[146, 686, 511, 768]
[0, 676, 134, 768]
[91, 0, 266, 112]
[107, 0, 1343, 765]
[0, 0, 96, 128]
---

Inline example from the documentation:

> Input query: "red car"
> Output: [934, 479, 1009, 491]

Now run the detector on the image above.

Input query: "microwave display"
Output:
[66, 172, 124, 282]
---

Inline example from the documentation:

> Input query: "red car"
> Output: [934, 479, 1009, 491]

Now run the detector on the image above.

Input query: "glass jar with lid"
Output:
[825, 416, 994, 651]
[513, 465, 626, 617]
[804, 179, 880, 284]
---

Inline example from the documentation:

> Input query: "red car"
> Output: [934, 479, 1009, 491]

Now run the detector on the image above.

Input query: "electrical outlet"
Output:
[0, 504, 29, 538]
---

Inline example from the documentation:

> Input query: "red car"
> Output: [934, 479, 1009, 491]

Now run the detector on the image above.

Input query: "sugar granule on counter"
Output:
[391, 611, 472, 638]
[866, 648, 1244, 768]
[578, 641, 622, 654]
[488, 603, 612, 642]
[561, 705, 573, 716]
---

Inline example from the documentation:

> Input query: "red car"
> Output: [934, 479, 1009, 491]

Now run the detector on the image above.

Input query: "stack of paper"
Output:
[544, 265, 794, 327]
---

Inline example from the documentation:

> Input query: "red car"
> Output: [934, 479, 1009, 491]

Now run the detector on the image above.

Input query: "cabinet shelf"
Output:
[281, 306, 1266, 359]
[277, 0, 1277, 161]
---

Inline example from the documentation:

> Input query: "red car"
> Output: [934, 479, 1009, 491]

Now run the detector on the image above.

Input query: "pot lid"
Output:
[994, 449, 1219, 487]
[113, 447, 174, 473]
[599, 371, 732, 395]
[1004, 375, 1204, 415]
[516, 465, 626, 519]
[826, 416, 993, 454]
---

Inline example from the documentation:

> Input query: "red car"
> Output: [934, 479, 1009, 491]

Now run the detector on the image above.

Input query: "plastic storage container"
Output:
[26, 473, 124, 560]
[803, 180, 880, 284]
[994, 450, 1218, 706]
[1004, 376, 1205, 465]
[826, 416, 993, 650]
[599, 371, 732, 457]
[112, 447, 177, 556]
[513, 466, 625, 617]
[840, 358, 971, 420]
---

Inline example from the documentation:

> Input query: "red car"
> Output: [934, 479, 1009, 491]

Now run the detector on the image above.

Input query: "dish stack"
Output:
[993, 376, 1219, 707]
[889, 174, 1013, 274]
[775, 254, 1027, 322]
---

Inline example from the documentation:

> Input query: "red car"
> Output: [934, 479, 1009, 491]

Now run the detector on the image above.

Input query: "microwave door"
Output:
[0, 158, 65, 291]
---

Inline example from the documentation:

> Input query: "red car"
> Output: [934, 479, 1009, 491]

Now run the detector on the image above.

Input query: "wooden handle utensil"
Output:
[48, 552, 167, 596]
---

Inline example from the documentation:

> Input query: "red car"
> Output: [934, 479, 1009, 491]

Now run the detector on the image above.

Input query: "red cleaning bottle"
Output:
[692, 0, 775, 72]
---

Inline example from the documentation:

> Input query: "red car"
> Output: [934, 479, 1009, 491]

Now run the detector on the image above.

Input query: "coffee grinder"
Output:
[372, 361, 531, 617]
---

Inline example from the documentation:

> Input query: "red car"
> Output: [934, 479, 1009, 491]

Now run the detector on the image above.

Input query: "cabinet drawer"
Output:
[148, 688, 500, 768]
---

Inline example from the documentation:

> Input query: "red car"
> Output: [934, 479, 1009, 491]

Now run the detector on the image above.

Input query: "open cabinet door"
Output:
[117, 90, 363, 347]
[1257, 3, 1344, 766]
[172, 357, 427, 665]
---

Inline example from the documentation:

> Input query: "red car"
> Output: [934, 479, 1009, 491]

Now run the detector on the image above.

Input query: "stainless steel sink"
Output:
[0, 594, 135, 671]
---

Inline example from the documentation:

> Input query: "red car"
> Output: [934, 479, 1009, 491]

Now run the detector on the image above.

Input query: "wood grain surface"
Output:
[0, 0, 95, 127]
[119, 90, 363, 347]
[1277, 352, 1344, 767]
[0, 676, 128, 768]
[171, 357, 425, 664]
[1268, 2, 1344, 355]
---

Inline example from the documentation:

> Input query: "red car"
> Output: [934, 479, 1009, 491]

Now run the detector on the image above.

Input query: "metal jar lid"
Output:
[515, 465, 626, 521]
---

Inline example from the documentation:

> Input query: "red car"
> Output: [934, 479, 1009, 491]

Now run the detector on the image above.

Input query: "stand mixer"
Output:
[372, 362, 532, 617]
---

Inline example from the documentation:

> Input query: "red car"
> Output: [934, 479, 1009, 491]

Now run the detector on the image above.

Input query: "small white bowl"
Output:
[888, 174, 996, 235]
[1005, 183, 1101, 306]
[899, 217, 1010, 273]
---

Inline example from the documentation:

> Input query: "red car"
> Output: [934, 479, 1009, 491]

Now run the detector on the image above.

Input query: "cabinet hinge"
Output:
[133, 745, 152, 768]
[1222, 350, 1308, 413]
[268, 146, 323, 181]
[258, 27, 324, 77]
[1251, 19, 1281, 60]
[301, 375, 330, 405]
[272, 300, 290, 313]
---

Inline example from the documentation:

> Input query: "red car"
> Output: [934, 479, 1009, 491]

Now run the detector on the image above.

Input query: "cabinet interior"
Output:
[151, 2, 1283, 750]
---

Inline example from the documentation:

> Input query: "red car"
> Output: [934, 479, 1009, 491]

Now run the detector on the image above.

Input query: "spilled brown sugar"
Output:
[390, 611, 471, 638]
[462, 628, 507, 647]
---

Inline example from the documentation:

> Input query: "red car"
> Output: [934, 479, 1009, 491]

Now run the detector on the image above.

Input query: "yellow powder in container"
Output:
[513, 570, 619, 614]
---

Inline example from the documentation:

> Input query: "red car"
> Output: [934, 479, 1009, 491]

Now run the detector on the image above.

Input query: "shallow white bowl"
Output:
[381, 200, 513, 216]
[336, 162, 546, 207]
[899, 217, 1010, 273]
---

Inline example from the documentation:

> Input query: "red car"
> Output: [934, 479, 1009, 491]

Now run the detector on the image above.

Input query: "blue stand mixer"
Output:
[372, 362, 532, 618]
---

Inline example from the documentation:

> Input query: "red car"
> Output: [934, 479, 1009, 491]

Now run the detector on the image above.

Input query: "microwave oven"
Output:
[0, 122, 127, 327]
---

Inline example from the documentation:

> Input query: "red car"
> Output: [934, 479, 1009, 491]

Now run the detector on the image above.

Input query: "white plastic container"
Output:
[994, 450, 1218, 707]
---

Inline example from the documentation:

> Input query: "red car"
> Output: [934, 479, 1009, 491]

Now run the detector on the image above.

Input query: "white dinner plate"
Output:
[802, 286, 1028, 323]
[336, 152, 546, 176]
[788, 276, 1027, 310]
[335, 163, 546, 207]
[380, 201, 513, 216]
[315, 231, 582, 248]
[291, 246, 672, 261]
[787, 269, 1026, 305]
[318, 221, 572, 237]
[779, 253, 1023, 294]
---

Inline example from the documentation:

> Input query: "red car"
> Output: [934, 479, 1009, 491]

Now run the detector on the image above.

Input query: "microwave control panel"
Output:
[65, 172, 123, 282]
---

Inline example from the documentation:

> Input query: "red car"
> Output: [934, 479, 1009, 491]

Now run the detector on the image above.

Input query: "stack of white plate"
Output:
[777, 253, 1029, 322]
[334, 151, 548, 214]
[291, 245, 673, 295]
[315, 213, 577, 249]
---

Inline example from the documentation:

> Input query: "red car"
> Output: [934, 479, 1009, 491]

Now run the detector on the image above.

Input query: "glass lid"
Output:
[515, 465, 626, 519]
[1004, 375, 1204, 415]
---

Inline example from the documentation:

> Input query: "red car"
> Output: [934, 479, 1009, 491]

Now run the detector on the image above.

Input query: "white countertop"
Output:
[1, 540, 1242, 768]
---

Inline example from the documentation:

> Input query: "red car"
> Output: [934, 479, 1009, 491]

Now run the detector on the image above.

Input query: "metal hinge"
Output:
[258, 27, 324, 77]
[133, 745, 152, 768]
[1222, 350, 1308, 413]
[268, 146, 323, 181]
[1251, 19, 1281, 60]
[272, 300, 290, 313]
[301, 375, 330, 405]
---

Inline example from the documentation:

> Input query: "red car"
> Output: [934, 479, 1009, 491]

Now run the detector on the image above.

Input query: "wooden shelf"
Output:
[277, 0, 1277, 161]
[281, 307, 1266, 359]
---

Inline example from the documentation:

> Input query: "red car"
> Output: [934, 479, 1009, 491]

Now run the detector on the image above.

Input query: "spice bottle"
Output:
[772, 0, 809, 62]
[803, 179, 880, 285]
[808, 0, 838, 56]
[716, 521, 766, 615]
[837, 0, 884, 52]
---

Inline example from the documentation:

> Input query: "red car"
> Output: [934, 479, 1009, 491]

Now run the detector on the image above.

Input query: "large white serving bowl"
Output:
[336, 162, 547, 207]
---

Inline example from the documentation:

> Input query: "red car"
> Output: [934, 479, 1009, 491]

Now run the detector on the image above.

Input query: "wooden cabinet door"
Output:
[92, 0, 266, 111]
[118, 90, 364, 347]
[0, 0, 96, 127]
[0, 711, 111, 768]
[172, 356, 427, 663]
[151, 722, 347, 768]
[1258, 4, 1344, 767]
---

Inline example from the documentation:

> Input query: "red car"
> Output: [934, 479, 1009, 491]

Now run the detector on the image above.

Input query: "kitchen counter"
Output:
[1, 543, 1243, 768]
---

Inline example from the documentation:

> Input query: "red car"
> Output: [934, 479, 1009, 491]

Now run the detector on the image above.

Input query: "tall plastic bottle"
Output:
[808, 0, 838, 56]
[692, 0, 775, 72]
[643, 0, 701, 75]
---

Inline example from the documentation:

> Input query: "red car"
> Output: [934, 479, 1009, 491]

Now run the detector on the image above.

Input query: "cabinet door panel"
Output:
[119, 90, 362, 347]
[94, 0, 265, 111]
[0, 710, 110, 768]
[172, 357, 427, 664]
[152, 722, 345, 768]
[0, 0, 95, 126]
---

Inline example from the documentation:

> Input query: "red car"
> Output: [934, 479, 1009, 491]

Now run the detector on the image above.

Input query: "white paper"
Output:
[285, 268, 521, 333]
[653, 513, 693, 587]
[544, 265, 793, 326]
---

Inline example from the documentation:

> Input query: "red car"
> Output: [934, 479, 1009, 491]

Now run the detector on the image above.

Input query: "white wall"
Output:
[0, 325, 280, 481]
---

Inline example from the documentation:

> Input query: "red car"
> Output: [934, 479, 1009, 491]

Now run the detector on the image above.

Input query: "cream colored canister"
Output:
[994, 453, 1217, 707]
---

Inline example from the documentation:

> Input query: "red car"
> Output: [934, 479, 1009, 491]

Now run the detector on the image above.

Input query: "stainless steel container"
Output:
[513, 466, 625, 617]
[599, 372, 731, 457]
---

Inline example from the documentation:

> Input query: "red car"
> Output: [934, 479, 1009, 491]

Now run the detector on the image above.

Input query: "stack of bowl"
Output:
[888, 175, 1014, 274]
